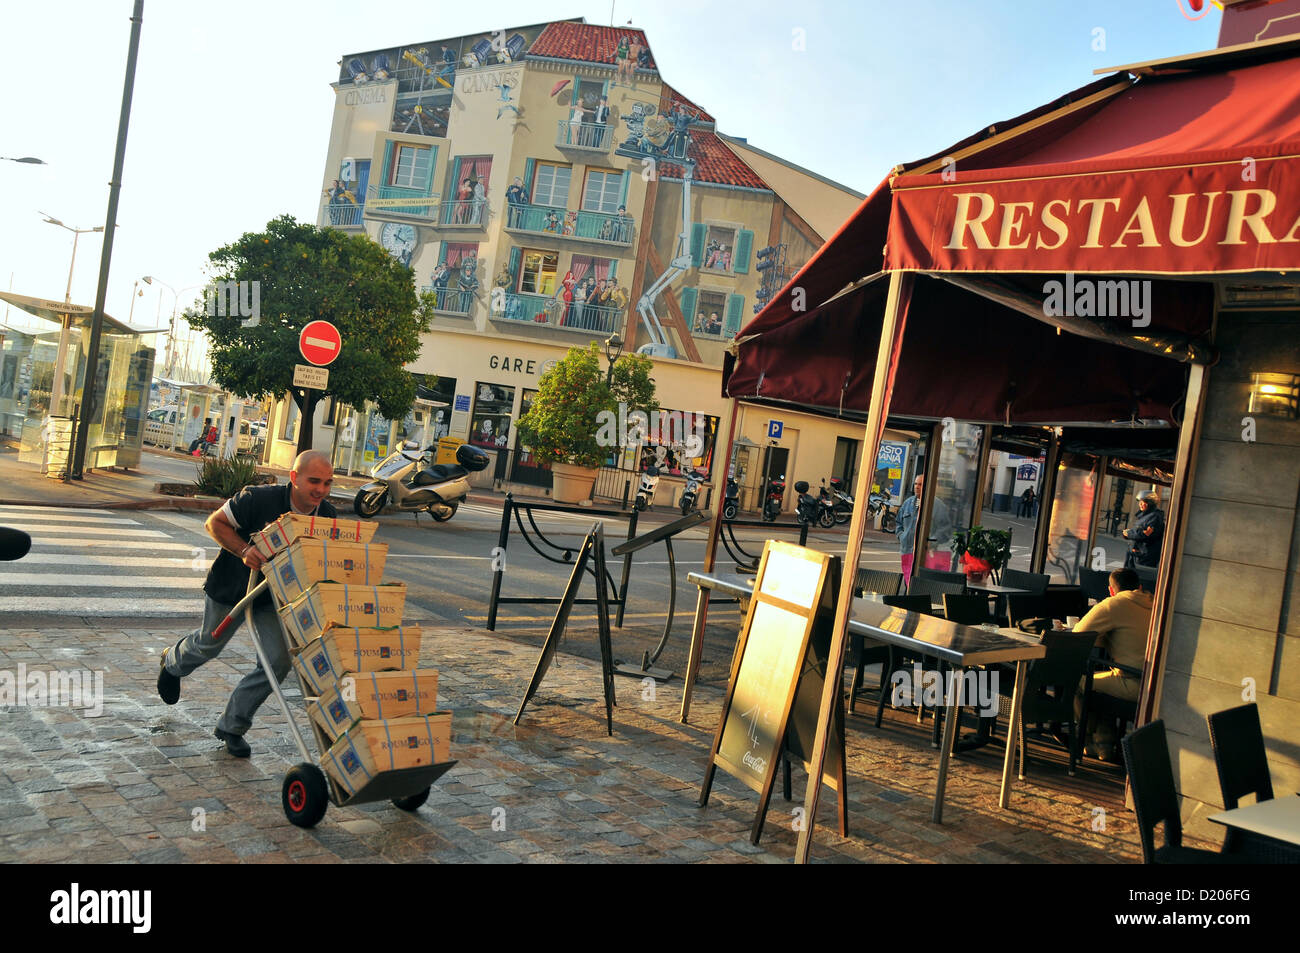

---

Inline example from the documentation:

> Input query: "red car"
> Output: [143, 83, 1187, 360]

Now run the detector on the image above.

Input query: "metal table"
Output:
[1209, 794, 1300, 860]
[682, 572, 1046, 823]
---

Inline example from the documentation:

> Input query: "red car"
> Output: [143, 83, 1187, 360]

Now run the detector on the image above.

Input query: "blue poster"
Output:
[874, 440, 909, 500]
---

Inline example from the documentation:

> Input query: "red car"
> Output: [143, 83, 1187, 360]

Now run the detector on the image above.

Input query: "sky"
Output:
[0, 0, 1223, 362]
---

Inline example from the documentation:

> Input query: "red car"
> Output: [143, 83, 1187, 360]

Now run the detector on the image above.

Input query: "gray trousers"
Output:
[164, 594, 290, 737]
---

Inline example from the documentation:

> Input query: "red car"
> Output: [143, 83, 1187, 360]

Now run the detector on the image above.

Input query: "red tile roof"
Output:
[664, 86, 714, 125]
[528, 22, 658, 70]
[658, 130, 771, 190]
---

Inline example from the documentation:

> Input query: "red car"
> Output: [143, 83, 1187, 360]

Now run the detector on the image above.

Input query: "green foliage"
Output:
[185, 215, 435, 419]
[194, 455, 266, 498]
[952, 525, 1013, 578]
[515, 343, 658, 469]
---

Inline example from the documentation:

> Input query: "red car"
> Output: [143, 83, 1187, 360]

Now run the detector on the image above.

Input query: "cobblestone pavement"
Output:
[0, 622, 1220, 864]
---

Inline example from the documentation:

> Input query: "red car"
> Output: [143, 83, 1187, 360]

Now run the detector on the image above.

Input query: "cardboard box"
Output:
[323, 713, 452, 797]
[251, 512, 378, 560]
[277, 582, 408, 648]
[291, 625, 423, 695]
[264, 538, 389, 604]
[308, 669, 440, 741]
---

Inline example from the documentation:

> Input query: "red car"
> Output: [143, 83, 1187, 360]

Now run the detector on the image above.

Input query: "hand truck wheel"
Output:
[391, 786, 432, 812]
[282, 763, 329, 828]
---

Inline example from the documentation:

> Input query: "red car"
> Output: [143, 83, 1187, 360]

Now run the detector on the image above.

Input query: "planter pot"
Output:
[551, 462, 598, 504]
[965, 570, 990, 586]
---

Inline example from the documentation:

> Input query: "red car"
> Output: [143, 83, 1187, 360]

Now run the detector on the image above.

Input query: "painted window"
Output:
[532, 162, 572, 208]
[581, 169, 622, 214]
[692, 290, 728, 337]
[390, 144, 433, 189]
[701, 225, 736, 272]
[519, 249, 559, 296]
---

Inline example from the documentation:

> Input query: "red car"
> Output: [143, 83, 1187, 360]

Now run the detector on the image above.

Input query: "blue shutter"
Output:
[508, 247, 521, 287]
[724, 294, 744, 337]
[690, 224, 707, 268]
[423, 146, 437, 195]
[438, 242, 448, 264]
[679, 288, 698, 330]
[382, 140, 394, 184]
[523, 158, 537, 200]
[619, 170, 630, 206]
[733, 229, 754, 274]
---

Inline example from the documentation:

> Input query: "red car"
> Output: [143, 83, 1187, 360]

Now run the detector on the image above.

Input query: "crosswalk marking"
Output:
[0, 512, 140, 525]
[0, 505, 118, 517]
[0, 597, 200, 615]
[0, 524, 169, 538]
[19, 553, 211, 569]
[0, 573, 206, 588]
[31, 537, 198, 552]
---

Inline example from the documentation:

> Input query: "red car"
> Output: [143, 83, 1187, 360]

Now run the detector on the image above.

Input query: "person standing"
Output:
[897, 475, 925, 582]
[1020, 486, 1035, 518]
[156, 451, 338, 757]
[593, 96, 610, 147]
[1123, 490, 1165, 569]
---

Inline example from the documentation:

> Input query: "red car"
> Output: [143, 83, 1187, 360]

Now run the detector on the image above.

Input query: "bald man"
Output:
[157, 451, 337, 756]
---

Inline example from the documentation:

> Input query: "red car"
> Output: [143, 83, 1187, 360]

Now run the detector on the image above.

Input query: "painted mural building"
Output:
[271, 18, 863, 510]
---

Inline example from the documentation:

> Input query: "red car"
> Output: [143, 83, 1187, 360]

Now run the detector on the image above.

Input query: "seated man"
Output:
[1072, 567, 1152, 758]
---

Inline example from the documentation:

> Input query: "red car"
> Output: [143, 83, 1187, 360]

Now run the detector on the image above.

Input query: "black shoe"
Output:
[214, 728, 251, 758]
[157, 652, 180, 705]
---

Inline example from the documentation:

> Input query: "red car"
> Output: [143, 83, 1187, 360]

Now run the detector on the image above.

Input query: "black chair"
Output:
[994, 629, 1097, 777]
[1006, 594, 1052, 627]
[942, 593, 992, 626]
[915, 567, 965, 586]
[870, 595, 941, 729]
[1079, 567, 1111, 604]
[1078, 655, 1141, 762]
[909, 576, 967, 600]
[1001, 568, 1050, 594]
[847, 569, 905, 714]
[1134, 565, 1158, 593]
[1045, 585, 1089, 622]
[1207, 703, 1274, 856]
[1121, 720, 1235, 864]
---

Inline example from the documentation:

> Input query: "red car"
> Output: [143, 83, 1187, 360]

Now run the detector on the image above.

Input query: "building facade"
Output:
[270, 19, 862, 510]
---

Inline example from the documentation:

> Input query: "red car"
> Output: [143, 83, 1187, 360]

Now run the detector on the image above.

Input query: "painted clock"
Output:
[379, 222, 418, 267]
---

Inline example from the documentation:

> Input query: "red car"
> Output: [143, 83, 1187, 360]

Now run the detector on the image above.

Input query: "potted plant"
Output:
[951, 526, 1012, 584]
[515, 342, 657, 504]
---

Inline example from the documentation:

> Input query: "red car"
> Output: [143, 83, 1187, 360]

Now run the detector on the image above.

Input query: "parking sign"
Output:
[768, 420, 784, 440]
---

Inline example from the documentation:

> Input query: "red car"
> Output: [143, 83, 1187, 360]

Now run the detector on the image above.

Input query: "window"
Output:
[532, 162, 571, 208]
[638, 409, 720, 479]
[692, 290, 727, 337]
[519, 249, 559, 296]
[390, 144, 432, 188]
[470, 382, 515, 449]
[582, 169, 622, 214]
[702, 225, 736, 272]
[444, 242, 479, 269]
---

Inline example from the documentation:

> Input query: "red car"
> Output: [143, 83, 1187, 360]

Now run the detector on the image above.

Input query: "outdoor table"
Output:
[1209, 794, 1300, 861]
[850, 600, 1045, 822]
[963, 579, 1033, 623]
[680, 571, 756, 723]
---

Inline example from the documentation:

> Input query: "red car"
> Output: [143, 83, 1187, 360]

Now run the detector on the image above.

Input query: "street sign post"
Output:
[300, 320, 342, 366]
[293, 364, 329, 390]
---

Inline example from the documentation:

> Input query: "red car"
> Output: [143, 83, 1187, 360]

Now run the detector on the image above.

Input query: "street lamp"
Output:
[41, 213, 105, 415]
[0, 156, 46, 164]
[604, 332, 623, 384]
[142, 276, 202, 379]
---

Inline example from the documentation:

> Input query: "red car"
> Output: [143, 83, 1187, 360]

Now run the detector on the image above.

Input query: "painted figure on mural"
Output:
[544, 209, 562, 233]
[455, 176, 475, 223]
[613, 205, 631, 243]
[559, 270, 576, 325]
[496, 78, 519, 120]
[627, 37, 644, 84]
[571, 276, 588, 328]
[593, 96, 610, 147]
[563, 211, 577, 236]
[570, 100, 585, 146]
[457, 257, 480, 309]
[505, 176, 529, 227]
[472, 179, 488, 225]
[430, 262, 450, 309]
[615, 35, 632, 84]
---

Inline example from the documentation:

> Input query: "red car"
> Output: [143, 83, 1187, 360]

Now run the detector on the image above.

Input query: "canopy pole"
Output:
[1031, 429, 1062, 574]
[915, 422, 944, 572]
[795, 271, 913, 864]
[1139, 361, 1208, 726]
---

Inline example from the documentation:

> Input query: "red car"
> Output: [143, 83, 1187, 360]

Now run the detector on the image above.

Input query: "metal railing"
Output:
[503, 203, 634, 246]
[421, 286, 474, 315]
[438, 199, 487, 227]
[494, 293, 622, 335]
[321, 202, 365, 227]
[374, 185, 437, 218]
[555, 119, 613, 151]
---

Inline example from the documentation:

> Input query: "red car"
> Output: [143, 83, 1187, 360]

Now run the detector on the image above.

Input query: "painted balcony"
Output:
[503, 204, 634, 247]
[368, 185, 438, 220]
[437, 200, 488, 228]
[321, 202, 365, 228]
[421, 287, 474, 316]
[555, 119, 614, 153]
[493, 292, 621, 335]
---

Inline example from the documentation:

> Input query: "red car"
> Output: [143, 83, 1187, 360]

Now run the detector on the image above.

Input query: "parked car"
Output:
[143, 406, 180, 446]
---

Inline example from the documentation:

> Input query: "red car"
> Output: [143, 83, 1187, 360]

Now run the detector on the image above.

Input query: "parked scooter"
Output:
[722, 478, 739, 521]
[679, 467, 705, 516]
[762, 475, 786, 522]
[795, 481, 836, 528]
[867, 490, 896, 533]
[354, 441, 489, 522]
[634, 464, 661, 511]
[828, 477, 854, 525]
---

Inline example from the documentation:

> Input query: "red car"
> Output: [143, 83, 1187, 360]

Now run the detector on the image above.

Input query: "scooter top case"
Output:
[794, 480, 810, 494]
[412, 443, 490, 485]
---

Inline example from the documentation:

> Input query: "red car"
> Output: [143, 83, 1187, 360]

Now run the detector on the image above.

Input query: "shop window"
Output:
[519, 249, 559, 296]
[532, 162, 572, 208]
[470, 382, 515, 449]
[638, 408, 719, 479]
[581, 169, 622, 214]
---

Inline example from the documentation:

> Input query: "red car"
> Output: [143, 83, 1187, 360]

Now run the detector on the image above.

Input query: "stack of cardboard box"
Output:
[252, 514, 452, 798]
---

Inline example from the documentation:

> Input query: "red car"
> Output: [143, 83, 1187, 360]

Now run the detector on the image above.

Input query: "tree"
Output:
[186, 215, 435, 455]
[516, 343, 658, 469]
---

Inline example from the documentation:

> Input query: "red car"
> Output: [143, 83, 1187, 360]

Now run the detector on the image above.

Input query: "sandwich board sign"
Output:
[699, 540, 848, 846]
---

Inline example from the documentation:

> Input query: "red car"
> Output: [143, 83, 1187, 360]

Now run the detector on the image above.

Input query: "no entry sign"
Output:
[299, 320, 341, 366]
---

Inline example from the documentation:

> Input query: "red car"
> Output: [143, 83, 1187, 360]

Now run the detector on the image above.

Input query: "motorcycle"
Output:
[795, 481, 836, 528]
[867, 490, 897, 533]
[634, 464, 661, 511]
[762, 476, 786, 522]
[679, 467, 705, 516]
[353, 441, 489, 522]
[828, 477, 854, 525]
[722, 478, 739, 521]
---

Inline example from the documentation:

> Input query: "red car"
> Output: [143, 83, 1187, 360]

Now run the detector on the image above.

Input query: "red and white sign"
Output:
[299, 320, 341, 366]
